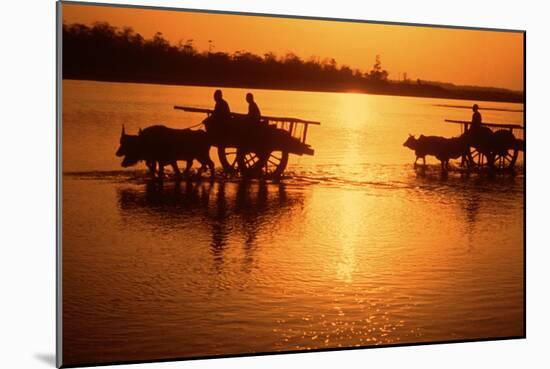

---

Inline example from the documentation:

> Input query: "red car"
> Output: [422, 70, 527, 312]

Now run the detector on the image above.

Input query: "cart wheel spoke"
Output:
[218, 145, 240, 175]
[237, 150, 289, 179]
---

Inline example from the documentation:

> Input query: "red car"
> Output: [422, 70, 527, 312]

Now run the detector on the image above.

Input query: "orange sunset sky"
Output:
[62, 3, 524, 91]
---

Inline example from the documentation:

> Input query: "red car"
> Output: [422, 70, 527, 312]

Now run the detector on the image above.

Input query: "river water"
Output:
[62, 80, 524, 365]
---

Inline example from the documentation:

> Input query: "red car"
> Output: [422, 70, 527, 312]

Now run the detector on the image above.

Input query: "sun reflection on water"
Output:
[335, 191, 362, 283]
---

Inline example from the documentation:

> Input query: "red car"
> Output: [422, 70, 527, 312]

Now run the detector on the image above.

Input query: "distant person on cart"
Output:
[470, 104, 482, 132]
[462, 103, 491, 167]
[246, 92, 262, 123]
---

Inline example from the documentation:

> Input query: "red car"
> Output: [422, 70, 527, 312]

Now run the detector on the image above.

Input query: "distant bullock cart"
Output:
[445, 120, 525, 171]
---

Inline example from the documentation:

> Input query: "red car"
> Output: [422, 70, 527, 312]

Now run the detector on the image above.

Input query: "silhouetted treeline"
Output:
[63, 22, 523, 103]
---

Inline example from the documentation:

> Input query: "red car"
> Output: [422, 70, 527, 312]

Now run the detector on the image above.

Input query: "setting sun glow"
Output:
[62, 3, 523, 90]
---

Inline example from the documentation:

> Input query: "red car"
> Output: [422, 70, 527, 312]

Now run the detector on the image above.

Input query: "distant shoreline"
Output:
[63, 77, 524, 105]
[63, 22, 523, 105]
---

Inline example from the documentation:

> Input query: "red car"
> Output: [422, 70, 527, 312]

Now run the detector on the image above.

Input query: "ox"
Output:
[116, 125, 214, 179]
[403, 134, 469, 171]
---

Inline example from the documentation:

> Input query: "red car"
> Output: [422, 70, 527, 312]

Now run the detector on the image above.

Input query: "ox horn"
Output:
[121, 124, 126, 136]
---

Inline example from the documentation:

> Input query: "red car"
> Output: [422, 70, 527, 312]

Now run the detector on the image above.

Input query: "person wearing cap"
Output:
[471, 104, 482, 131]
[246, 92, 261, 123]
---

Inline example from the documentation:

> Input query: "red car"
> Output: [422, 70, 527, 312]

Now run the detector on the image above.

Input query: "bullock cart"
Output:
[174, 106, 320, 178]
[444, 119, 524, 170]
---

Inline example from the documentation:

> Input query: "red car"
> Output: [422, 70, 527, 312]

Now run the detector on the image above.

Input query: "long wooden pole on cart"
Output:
[174, 105, 321, 144]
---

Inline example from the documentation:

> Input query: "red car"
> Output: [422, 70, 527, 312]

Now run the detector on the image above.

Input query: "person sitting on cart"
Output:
[212, 89, 231, 123]
[470, 104, 482, 132]
[246, 92, 262, 124]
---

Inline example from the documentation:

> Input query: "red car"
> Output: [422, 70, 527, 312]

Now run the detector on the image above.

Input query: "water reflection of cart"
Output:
[445, 119, 525, 171]
[175, 106, 320, 178]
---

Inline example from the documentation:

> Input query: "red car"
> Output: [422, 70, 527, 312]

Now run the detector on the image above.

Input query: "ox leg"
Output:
[199, 155, 215, 179]
[157, 163, 165, 180]
[172, 161, 181, 180]
[147, 160, 156, 177]
[413, 156, 418, 168]
[197, 162, 209, 179]
[207, 158, 215, 180]
[184, 160, 193, 178]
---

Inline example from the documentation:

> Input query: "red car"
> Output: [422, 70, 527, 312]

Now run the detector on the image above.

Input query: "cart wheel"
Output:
[493, 148, 519, 171]
[218, 145, 239, 175]
[237, 150, 289, 179]
[466, 147, 492, 169]
[263, 150, 289, 178]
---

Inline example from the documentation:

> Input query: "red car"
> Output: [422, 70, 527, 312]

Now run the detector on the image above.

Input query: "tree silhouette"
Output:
[62, 22, 522, 103]
[367, 55, 389, 82]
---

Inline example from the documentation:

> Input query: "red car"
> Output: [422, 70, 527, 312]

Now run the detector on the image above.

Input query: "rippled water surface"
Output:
[62, 80, 524, 365]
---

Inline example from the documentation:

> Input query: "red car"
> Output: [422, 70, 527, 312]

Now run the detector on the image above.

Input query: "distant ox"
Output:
[116, 125, 214, 179]
[403, 134, 469, 171]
